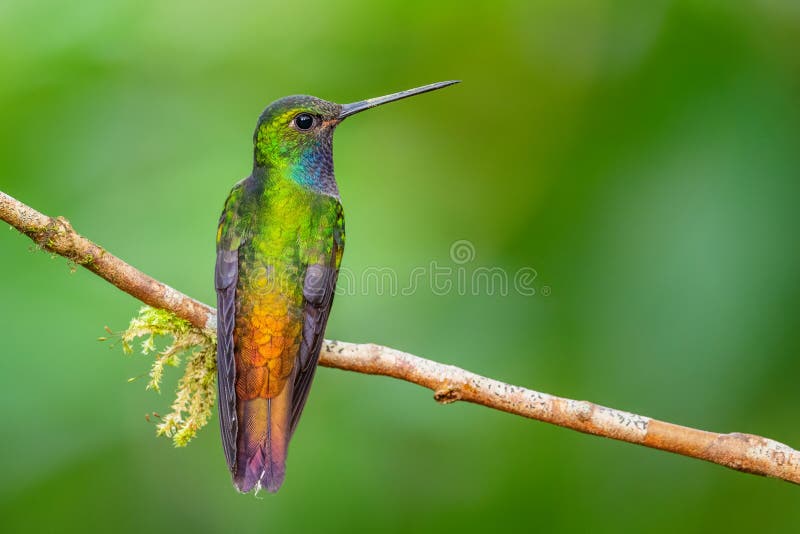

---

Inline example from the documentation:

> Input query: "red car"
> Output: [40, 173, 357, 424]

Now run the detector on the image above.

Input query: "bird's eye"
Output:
[293, 113, 315, 130]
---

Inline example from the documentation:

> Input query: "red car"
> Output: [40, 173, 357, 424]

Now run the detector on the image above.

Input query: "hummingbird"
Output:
[215, 80, 459, 493]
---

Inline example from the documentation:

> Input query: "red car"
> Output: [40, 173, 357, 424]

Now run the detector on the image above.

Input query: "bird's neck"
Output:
[253, 143, 339, 198]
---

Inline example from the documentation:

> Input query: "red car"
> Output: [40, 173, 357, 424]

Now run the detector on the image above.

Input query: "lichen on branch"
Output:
[113, 306, 217, 446]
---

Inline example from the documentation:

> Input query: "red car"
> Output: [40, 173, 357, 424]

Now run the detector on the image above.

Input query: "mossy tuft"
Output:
[112, 306, 217, 447]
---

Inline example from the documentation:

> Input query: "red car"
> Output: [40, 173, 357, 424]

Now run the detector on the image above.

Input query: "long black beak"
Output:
[338, 80, 460, 120]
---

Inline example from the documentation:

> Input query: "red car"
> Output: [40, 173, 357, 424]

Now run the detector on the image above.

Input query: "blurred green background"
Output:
[2, 0, 800, 532]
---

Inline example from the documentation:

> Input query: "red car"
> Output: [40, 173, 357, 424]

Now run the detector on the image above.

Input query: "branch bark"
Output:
[2, 189, 799, 485]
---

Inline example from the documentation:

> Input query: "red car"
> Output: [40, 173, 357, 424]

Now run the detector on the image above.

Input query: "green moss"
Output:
[111, 306, 217, 447]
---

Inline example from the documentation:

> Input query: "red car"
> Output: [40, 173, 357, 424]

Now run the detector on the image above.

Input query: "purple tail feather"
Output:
[233, 383, 292, 493]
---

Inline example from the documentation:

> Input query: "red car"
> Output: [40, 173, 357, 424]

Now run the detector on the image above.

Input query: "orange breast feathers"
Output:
[234, 292, 303, 399]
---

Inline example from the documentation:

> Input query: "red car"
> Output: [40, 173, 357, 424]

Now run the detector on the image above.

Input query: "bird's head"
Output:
[252, 81, 460, 193]
[253, 95, 341, 170]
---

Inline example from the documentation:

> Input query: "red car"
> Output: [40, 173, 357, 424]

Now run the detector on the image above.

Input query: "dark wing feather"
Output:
[290, 224, 343, 433]
[215, 180, 250, 471]
[215, 249, 238, 471]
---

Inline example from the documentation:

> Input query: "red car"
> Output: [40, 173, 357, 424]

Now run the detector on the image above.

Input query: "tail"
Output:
[233, 382, 293, 493]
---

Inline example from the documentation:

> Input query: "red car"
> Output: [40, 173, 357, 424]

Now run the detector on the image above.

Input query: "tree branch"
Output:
[2, 189, 799, 485]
